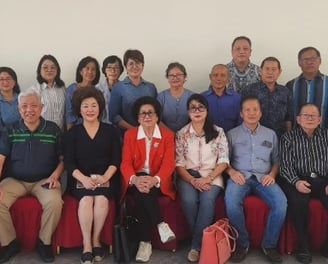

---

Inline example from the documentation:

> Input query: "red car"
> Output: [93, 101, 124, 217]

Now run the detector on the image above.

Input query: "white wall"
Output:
[1, 0, 328, 92]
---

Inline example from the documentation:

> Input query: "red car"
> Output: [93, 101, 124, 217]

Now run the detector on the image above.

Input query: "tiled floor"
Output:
[7, 240, 328, 264]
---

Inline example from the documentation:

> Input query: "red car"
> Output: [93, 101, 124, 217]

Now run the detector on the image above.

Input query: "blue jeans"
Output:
[225, 176, 287, 249]
[177, 178, 221, 251]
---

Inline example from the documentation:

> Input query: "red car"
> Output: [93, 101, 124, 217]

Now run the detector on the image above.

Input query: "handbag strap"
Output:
[119, 199, 128, 225]
[213, 219, 238, 252]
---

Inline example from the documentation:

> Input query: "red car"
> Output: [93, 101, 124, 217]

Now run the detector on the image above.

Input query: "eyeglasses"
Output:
[0, 77, 13, 82]
[189, 105, 206, 113]
[106, 66, 120, 72]
[299, 113, 320, 120]
[41, 66, 57, 72]
[167, 73, 185, 80]
[138, 111, 156, 118]
[300, 57, 320, 63]
[126, 61, 143, 68]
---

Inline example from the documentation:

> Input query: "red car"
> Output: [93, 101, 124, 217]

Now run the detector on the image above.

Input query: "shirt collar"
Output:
[206, 86, 233, 96]
[299, 71, 324, 81]
[19, 117, 46, 133]
[137, 124, 162, 140]
[123, 76, 146, 85]
[241, 122, 261, 134]
[297, 125, 324, 138]
[0, 93, 18, 102]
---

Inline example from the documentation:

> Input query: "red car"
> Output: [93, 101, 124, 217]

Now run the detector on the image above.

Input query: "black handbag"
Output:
[113, 201, 139, 263]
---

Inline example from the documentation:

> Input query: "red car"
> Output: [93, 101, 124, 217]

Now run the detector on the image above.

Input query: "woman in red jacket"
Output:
[121, 96, 176, 263]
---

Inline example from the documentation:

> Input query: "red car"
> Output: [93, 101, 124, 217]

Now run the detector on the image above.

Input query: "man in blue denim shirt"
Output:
[225, 96, 287, 263]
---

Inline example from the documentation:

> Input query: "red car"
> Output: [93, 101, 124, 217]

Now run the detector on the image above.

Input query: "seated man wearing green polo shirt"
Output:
[0, 90, 63, 263]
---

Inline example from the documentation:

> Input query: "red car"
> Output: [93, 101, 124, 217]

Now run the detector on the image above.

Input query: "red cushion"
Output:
[9, 196, 43, 252]
[285, 198, 328, 253]
[52, 193, 116, 249]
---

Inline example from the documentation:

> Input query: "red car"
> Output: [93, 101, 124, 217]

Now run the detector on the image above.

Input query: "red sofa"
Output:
[52, 193, 116, 254]
[2, 194, 327, 256]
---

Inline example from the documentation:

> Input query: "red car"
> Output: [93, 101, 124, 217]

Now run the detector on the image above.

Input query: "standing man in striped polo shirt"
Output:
[279, 104, 328, 263]
[286, 47, 328, 128]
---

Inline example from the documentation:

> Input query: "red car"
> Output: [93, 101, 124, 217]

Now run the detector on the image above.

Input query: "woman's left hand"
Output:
[192, 177, 212, 191]
[95, 175, 109, 187]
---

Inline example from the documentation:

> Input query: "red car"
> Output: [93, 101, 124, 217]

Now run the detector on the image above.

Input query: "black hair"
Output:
[123, 49, 144, 66]
[187, 93, 218, 144]
[165, 62, 187, 78]
[298, 47, 321, 61]
[231, 36, 252, 49]
[260, 56, 281, 69]
[36, 54, 65, 87]
[75, 56, 100, 85]
[132, 96, 162, 124]
[0, 66, 21, 94]
[240, 95, 262, 112]
[101, 55, 124, 76]
[72, 86, 105, 119]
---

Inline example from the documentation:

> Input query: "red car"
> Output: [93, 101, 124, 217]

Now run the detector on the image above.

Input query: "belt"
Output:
[310, 172, 318, 178]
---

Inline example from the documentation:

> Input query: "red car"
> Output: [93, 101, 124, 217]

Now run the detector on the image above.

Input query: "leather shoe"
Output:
[0, 239, 20, 263]
[230, 246, 248, 262]
[321, 240, 328, 258]
[37, 239, 54, 262]
[295, 248, 312, 264]
[262, 247, 282, 263]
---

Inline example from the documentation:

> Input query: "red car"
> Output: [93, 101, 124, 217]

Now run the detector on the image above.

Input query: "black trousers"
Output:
[279, 176, 328, 249]
[130, 174, 163, 242]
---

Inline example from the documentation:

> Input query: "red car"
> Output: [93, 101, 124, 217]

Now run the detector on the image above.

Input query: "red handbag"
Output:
[199, 218, 238, 264]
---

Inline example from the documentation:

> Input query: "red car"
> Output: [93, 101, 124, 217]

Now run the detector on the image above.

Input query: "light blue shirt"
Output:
[227, 122, 279, 181]
[65, 83, 82, 126]
[0, 93, 20, 130]
[108, 76, 157, 127]
[157, 88, 193, 132]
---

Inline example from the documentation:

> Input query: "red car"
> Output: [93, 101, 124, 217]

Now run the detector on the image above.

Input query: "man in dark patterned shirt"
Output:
[280, 103, 328, 263]
[242, 57, 293, 139]
[226, 36, 260, 94]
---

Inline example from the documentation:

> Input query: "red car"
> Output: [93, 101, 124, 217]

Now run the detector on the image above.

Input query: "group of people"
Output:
[0, 35, 327, 264]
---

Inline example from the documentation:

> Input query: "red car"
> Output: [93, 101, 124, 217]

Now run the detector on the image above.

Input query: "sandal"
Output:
[93, 247, 104, 262]
[81, 252, 94, 264]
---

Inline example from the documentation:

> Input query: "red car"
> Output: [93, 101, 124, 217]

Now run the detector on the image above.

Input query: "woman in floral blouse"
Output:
[175, 93, 229, 262]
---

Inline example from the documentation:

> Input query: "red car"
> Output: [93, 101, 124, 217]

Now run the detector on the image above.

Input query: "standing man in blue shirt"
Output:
[225, 96, 287, 263]
[286, 47, 328, 128]
[202, 64, 241, 133]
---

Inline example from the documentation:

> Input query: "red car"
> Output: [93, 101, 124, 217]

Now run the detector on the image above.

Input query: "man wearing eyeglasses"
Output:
[279, 103, 328, 263]
[286, 47, 328, 129]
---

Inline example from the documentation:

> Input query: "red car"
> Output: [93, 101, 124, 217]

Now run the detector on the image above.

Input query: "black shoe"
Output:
[262, 247, 282, 263]
[230, 246, 248, 263]
[0, 239, 20, 263]
[92, 247, 104, 262]
[37, 239, 54, 263]
[321, 241, 328, 258]
[295, 248, 312, 264]
[81, 252, 94, 264]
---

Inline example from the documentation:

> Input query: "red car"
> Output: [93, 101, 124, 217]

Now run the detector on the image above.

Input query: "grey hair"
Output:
[18, 89, 42, 105]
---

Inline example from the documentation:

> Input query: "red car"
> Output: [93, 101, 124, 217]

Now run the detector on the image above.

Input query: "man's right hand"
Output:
[295, 180, 311, 194]
[230, 170, 246, 185]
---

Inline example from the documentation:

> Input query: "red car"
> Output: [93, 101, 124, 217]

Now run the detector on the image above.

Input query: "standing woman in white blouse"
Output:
[30, 55, 66, 131]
